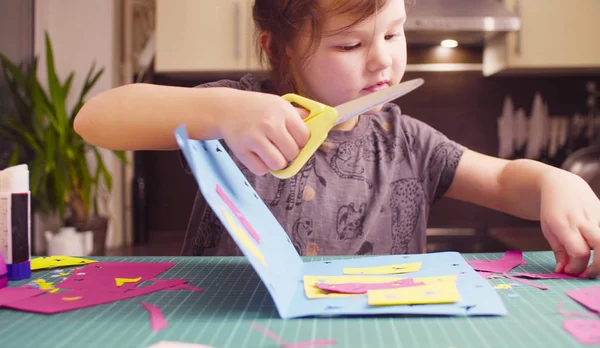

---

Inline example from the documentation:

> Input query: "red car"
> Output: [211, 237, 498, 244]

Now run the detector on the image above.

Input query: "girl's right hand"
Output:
[219, 91, 310, 175]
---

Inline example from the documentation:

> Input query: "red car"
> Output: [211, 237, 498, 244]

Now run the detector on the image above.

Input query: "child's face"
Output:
[288, 0, 407, 119]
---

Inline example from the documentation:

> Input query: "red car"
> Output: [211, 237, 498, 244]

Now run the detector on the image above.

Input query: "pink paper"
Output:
[0, 287, 46, 306]
[216, 184, 260, 243]
[502, 273, 549, 290]
[163, 284, 204, 292]
[563, 319, 600, 345]
[4, 278, 186, 314]
[467, 251, 523, 274]
[141, 302, 168, 332]
[558, 302, 599, 317]
[511, 272, 583, 279]
[251, 323, 336, 348]
[315, 279, 424, 294]
[58, 262, 176, 291]
[565, 286, 600, 314]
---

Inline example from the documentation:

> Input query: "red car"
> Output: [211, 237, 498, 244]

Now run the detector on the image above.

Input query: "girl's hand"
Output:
[219, 91, 310, 175]
[539, 170, 600, 278]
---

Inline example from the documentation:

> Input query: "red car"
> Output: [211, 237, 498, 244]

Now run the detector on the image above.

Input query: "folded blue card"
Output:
[175, 125, 507, 319]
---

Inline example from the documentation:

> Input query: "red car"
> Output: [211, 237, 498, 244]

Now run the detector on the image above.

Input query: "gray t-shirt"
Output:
[180, 74, 465, 257]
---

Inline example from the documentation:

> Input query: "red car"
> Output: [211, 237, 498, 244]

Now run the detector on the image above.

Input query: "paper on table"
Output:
[4, 278, 187, 314]
[315, 279, 425, 294]
[510, 272, 584, 279]
[251, 323, 337, 348]
[565, 286, 600, 313]
[0, 287, 46, 306]
[31, 256, 97, 270]
[116, 277, 142, 287]
[141, 302, 168, 332]
[343, 262, 421, 275]
[146, 341, 215, 348]
[368, 282, 460, 306]
[467, 251, 523, 274]
[563, 319, 600, 345]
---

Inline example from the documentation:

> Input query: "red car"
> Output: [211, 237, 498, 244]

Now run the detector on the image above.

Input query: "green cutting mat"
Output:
[0, 252, 598, 348]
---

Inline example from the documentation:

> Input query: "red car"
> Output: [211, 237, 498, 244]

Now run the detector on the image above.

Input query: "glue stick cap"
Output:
[0, 164, 29, 193]
[7, 260, 31, 281]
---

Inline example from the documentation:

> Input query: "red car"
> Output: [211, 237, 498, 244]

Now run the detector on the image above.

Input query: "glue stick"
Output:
[0, 164, 32, 280]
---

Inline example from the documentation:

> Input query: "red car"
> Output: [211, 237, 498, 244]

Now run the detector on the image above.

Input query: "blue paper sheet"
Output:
[175, 125, 507, 319]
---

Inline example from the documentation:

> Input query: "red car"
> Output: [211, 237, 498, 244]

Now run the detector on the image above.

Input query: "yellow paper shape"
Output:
[343, 262, 422, 275]
[368, 282, 460, 306]
[115, 277, 142, 287]
[59, 272, 70, 277]
[32, 278, 55, 290]
[49, 288, 60, 294]
[62, 296, 82, 301]
[222, 209, 267, 267]
[304, 275, 457, 299]
[31, 256, 97, 271]
[488, 274, 503, 279]
[494, 284, 512, 290]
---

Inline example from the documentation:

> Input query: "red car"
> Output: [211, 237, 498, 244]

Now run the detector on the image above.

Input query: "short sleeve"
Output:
[400, 114, 465, 205]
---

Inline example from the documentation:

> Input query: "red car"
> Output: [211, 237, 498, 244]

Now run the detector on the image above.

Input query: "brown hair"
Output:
[252, 0, 388, 94]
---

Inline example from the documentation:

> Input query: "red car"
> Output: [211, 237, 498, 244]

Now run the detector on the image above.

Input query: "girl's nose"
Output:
[366, 40, 393, 72]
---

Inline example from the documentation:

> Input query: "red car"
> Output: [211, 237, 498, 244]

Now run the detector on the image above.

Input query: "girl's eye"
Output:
[339, 43, 361, 51]
[385, 34, 396, 40]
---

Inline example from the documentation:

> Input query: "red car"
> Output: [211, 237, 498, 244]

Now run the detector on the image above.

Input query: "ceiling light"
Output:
[440, 39, 458, 48]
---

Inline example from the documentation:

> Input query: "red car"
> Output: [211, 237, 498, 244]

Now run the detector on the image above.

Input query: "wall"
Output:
[34, 0, 126, 250]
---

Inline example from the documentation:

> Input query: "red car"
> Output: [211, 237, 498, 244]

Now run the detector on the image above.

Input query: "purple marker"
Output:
[0, 164, 32, 281]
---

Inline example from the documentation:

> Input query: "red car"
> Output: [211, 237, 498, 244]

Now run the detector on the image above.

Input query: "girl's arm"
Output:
[445, 149, 600, 278]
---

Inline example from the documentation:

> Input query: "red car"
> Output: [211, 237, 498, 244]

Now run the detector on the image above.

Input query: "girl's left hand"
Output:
[539, 170, 600, 278]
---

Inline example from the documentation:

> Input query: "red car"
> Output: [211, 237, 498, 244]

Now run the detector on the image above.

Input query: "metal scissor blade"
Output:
[334, 78, 424, 126]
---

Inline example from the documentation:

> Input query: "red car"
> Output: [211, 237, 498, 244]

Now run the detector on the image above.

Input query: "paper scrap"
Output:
[494, 284, 512, 290]
[565, 286, 600, 313]
[510, 272, 583, 279]
[31, 279, 55, 290]
[141, 302, 169, 333]
[467, 251, 523, 274]
[368, 282, 460, 306]
[558, 302, 599, 317]
[62, 296, 82, 301]
[163, 284, 204, 292]
[343, 262, 421, 275]
[146, 341, 215, 348]
[222, 209, 267, 267]
[116, 277, 142, 287]
[31, 256, 97, 270]
[503, 273, 548, 290]
[0, 287, 46, 306]
[4, 278, 187, 314]
[251, 323, 336, 348]
[315, 279, 425, 294]
[563, 319, 600, 345]
[216, 184, 260, 243]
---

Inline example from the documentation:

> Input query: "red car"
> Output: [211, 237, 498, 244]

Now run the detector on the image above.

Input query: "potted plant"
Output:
[0, 32, 127, 256]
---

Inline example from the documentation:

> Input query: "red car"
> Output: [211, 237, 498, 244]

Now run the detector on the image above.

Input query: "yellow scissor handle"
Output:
[270, 93, 338, 179]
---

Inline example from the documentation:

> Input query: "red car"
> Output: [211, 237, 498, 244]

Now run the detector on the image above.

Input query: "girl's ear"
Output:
[258, 31, 272, 57]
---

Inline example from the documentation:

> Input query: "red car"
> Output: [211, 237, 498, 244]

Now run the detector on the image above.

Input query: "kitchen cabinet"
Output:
[484, 0, 600, 76]
[155, 0, 261, 73]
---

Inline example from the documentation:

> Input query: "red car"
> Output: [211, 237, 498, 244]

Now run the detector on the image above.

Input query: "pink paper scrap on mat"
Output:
[251, 323, 336, 348]
[558, 302, 599, 318]
[565, 286, 600, 314]
[162, 284, 204, 292]
[141, 302, 169, 332]
[216, 184, 260, 244]
[315, 279, 425, 294]
[467, 251, 523, 274]
[502, 273, 549, 290]
[510, 272, 584, 279]
[0, 287, 46, 306]
[4, 278, 187, 314]
[563, 319, 600, 345]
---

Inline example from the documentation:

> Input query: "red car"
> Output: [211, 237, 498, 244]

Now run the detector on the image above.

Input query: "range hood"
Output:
[404, 0, 520, 45]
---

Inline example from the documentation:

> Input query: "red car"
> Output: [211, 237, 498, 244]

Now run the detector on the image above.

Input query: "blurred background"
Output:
[1, 0, 599, 257]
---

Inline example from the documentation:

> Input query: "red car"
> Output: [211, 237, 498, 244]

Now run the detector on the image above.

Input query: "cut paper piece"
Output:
[477, 271, 493, 279]
[563, 319, 600, 345]
[558, 302, 599, 317]
[49, 288, 60, 294]
[4, 278, 187, 314]
[57, 262, 176, 291]
[343, 262, 421, 275]
[146, 342, 215, 348]
[502, 273, 548, 290]
[141, 302, 169, 333]
[62, 296, 82, 301]
[488, 274, 504, 279]
[162, 284, 204, 292]
[510, 272, 584, 279]
[31, 279, 55, 290]
[368, 282, 460, 306]
[467, 251, 523, 274]
[251, 323, 337, 348]
[303, 275, 456, 299]
[216, 184, 260, 244]
[116, 277, 142, 287]
[31, 256, 97, 270]
[0, 287, 46, 306]
[494, 284, 512, 290]
[315, 279, 425, 294]
[565, 286, 600, 314]
[222, 209, 267, 267]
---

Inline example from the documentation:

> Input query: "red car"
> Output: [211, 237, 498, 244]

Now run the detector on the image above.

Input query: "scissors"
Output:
[270, 78, 425, 179]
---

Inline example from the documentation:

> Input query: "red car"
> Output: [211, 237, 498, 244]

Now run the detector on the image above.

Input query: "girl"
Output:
[74, 0, 599, 278]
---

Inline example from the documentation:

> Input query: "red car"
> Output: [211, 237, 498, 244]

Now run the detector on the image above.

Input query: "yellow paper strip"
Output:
[115, 277, 142, 287]
[494, 284, 512, 290]
[62, 296, 82, 301]
[222, 209, 267, 267]
[343, 262, 422, 275]
[368, 282, 461, 306]
[31, 256, 97, 271]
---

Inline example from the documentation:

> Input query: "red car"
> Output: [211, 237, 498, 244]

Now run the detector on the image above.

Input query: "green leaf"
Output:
[112, 150, 129, 164]
[8, 148, 20, 166]
[44, 131, 57, 173]
[44, 32, 69, 135]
